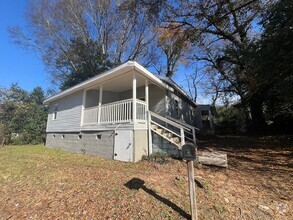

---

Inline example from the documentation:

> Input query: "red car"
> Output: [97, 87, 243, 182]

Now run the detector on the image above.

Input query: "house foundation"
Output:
[46, 131, 114, 159]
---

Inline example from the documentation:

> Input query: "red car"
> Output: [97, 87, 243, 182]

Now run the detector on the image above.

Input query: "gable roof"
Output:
[44, 61, 197, 107]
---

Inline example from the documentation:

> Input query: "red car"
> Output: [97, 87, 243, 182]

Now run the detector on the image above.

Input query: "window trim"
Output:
[52, 104, 58, 120]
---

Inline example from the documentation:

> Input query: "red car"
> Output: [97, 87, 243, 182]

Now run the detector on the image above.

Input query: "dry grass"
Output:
[0, 136, 292, 219]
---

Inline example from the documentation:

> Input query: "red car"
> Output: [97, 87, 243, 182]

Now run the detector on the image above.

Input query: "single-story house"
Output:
[44, 61, 209, 162]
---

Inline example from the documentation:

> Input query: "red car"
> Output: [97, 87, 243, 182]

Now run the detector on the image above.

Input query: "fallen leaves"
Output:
[0, 136, 292, 219]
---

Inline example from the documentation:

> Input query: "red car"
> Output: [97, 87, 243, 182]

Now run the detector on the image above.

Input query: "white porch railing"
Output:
[136, 99, 147, 121]
[100, 99, 133, 124]
[82, 98, 147, 125]
[83, 106, 98, 125]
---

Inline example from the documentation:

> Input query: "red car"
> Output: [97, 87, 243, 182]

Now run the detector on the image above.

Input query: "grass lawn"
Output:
[0, 136, 292, 219]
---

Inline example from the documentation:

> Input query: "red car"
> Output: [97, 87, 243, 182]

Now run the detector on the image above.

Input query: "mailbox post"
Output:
[182, 143, 198, 220]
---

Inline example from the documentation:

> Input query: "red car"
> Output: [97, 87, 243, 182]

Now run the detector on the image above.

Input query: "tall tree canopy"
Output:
[129, 0, 279, 132]
[252, 0, 293, 132]
[8, 0, 292, 133]
[9, 0, 158, 90]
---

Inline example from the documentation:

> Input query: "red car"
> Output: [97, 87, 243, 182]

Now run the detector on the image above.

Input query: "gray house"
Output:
[195, 104, 217, 135]
[44, 61, 198, 162]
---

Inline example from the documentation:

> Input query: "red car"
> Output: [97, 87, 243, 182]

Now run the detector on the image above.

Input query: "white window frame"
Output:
[52, 104, 58, 120]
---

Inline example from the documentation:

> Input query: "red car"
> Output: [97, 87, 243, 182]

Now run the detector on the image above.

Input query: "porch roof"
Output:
[44, 61, 168, 104]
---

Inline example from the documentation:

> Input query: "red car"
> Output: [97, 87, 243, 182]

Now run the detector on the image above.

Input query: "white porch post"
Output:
[145, 79, 149, 111]
[180, 127, 185, 146]
[133, 73, 137, 124]
[97, 84, 103, 124]
[145, 79, 152, 155]
[80, 90, 87, 126]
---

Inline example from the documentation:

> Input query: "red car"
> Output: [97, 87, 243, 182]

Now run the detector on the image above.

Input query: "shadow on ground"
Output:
[125, 178, 191, 219]
[197, 135, 293, 173]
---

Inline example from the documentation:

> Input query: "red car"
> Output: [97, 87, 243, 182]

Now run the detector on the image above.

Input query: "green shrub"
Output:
[215, 106, 248, 134]
[142, 152, 169, 163]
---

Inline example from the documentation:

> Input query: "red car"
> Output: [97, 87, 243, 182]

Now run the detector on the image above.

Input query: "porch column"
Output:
[145, 79, 149, 111]
[80, 90, 87, 126]
[145, 79, 152, 155]
[97, 84, 103, 124]
[133, 73, 137, 124]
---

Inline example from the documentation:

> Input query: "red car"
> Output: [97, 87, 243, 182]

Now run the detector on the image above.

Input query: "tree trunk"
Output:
[250, 96, 268, 134]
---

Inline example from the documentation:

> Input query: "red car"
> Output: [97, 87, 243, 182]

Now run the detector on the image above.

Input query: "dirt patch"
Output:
[197, 135, 292, 219]
[0, 136, 292, 219]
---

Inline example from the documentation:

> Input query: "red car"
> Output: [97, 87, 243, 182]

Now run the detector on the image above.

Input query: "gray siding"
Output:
[85, 89, 99, 108]
[166, 91, 195, 125]
[46, 91, 83, 132]
[107, 84, 166, 115]
[119, 86, 145, 100]
[85, 90, 121, 106]
[195, 105, 215, 134]
[149, 84, 166, 115]
[103, 91, 120, 104]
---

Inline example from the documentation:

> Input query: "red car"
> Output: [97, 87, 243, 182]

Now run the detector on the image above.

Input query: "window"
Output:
[62, 135, 65, 139]
[174, 100, 179, 117]
[201, 110, 211, 129]
[201, 110, 209, 120]
[52, 105, 58, 120]
[190, 109, 194, 122]
[53, 134, 55, 138]
[78, 135, 82, 139]
[96, 134, 102, 139]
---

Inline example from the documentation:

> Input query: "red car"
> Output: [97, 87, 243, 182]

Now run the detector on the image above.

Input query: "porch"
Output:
[82, 98, 147, 125]
[79, 68, 197, 157]
[81, 71, 150, 126]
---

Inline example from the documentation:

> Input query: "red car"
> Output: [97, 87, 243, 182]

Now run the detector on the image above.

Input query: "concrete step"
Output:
[164, 132, 173, 138]
[171, 137, 180, 143]
[151, 124, 158, 130]
[156, 128, 164, 134]
[151, 122, 181, 146]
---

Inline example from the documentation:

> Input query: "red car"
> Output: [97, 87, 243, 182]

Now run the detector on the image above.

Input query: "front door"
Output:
[114, 130, 133, 162]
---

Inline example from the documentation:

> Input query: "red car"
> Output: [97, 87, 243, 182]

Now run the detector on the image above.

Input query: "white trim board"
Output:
[44, 61, 168, 104]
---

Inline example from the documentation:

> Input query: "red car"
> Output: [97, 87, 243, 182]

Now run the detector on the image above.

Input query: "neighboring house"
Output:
[44, 61, 199, 162]
[195, 104, 217, 135]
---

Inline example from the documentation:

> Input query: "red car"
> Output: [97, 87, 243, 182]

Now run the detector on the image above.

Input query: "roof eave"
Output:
[43, 61, 168, 105]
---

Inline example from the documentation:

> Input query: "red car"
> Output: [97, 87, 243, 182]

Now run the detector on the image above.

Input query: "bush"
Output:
[215, 106, 248, 134]
[142, 152, 170, 163]
[0, 124, 11, 146]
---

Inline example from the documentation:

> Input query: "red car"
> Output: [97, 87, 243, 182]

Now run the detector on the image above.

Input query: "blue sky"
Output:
[0, 1, 49, 91]
[0, 1, 208, 103]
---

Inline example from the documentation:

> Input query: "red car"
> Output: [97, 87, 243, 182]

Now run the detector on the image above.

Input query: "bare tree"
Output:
[150, 0, 273, 131]
[9, 0, 159, 89]
[156, 23, 192, 77]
